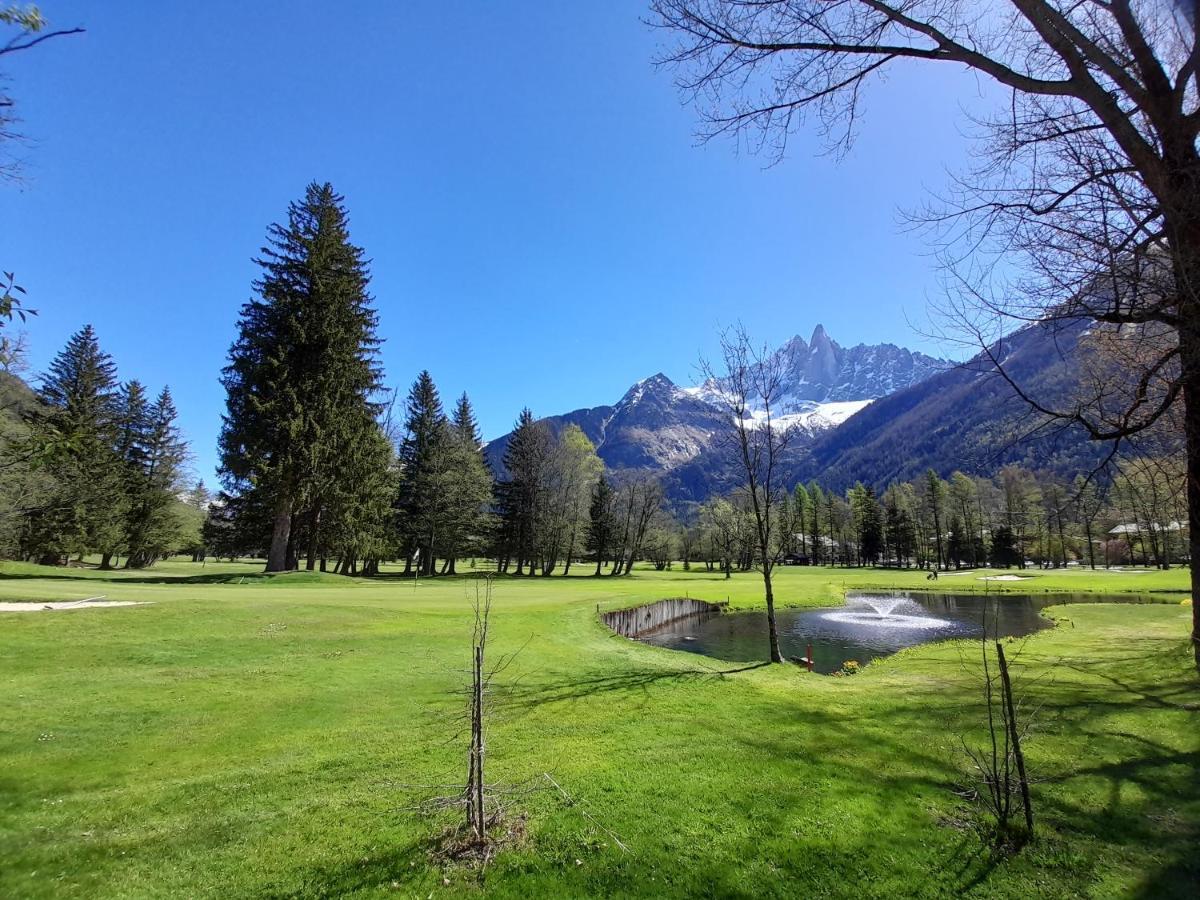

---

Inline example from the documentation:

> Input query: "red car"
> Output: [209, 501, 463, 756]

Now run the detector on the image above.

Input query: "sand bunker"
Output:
[978, 574, 1032, 581]
[0, 599, 150, 612]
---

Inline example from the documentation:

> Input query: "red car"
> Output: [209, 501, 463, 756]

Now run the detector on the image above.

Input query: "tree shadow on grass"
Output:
[256, 837, 435, 899]
[501, 662, 771, 709]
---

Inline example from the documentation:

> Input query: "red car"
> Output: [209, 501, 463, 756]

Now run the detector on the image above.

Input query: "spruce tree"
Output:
[586, 474, 615, 576]
[442, 392, 494, 573]
[27, 325, 126, 564]
[496, 409, 550, 575]
[324, 424, 397, 575]
[396, 371, 452, 575]
[218, 182, 382, 571]
[106, 380, 150, 567]
[124, 387, 188, 568]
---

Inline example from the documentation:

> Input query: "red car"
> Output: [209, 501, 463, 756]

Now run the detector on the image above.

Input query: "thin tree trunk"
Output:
[996, 642, 1034, 837]
[305, 505, 321, 571]
[468, 643, 486, 838]
[763, 564, 782, 663]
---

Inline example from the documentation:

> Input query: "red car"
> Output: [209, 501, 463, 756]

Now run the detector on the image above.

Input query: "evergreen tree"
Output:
[586, 474, 615, 575]
[793, 483, 810, 557]
[949, 472, 982, 568]
[182, 480, 211, 561]
[848, 483, 884, 566]
[395, 371, 452, 575]
[124, 387, 189, 568]
[923, 469, 948, 570]
[25, 325, 126, 564]
[990, 526, 1021, 568]
[324, 424, 397, 575]
[442, 393, 494, 573]
[107, 380, 150, 567]
[807, 483, 825, 565]
[883, 483, 917, 567]
[496, 408, 550, 575]
[218, 182, 382, 571]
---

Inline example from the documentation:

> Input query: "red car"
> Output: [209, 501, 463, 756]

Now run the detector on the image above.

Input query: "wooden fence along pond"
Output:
[601, 597, 725, 639]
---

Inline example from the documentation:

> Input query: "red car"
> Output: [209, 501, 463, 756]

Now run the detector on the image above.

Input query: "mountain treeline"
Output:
[683, 460, 1187, 576]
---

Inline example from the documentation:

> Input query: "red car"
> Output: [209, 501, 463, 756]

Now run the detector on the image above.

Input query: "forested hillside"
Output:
[797, 320, 1114, 491]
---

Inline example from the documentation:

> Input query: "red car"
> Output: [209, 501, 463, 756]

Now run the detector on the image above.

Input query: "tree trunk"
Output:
[1181, 324, 1200, 668]
[305, 505, 321, 571]
[996, 642, 1034, 837]
[763, 564, 782, 663]
[265, 494, 293, 572]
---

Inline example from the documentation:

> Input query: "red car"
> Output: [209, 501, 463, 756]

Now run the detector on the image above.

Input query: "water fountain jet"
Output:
[820, 594, 952, 630]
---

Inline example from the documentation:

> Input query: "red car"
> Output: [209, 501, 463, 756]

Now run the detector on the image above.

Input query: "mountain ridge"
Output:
[485, 326, 952, 483]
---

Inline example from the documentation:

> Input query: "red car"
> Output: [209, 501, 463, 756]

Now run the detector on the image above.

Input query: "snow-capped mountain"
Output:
[485, 326, 950, 496]
[684, 324, 948, 415]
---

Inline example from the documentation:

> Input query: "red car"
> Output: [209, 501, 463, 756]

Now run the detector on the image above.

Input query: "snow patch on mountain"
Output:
[485, 326, 947, 485]
[743, 399, 872, 432]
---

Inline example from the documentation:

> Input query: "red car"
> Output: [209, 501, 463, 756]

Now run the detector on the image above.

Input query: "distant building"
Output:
[1108, 521, 1185, 536]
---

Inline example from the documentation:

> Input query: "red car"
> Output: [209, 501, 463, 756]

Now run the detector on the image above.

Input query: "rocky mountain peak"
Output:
[618, 372, 678, 407]
[485, 326, 952, 495]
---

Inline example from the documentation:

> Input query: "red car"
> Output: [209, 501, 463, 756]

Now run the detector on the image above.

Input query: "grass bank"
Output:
[0, 561, 1196, 897]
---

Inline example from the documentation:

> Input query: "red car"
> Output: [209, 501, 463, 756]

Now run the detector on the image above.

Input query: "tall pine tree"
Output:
[442, 393, 494, 574]
[496, 408, 550, 575]
[124, 387, 189, 568]
[395, 371, 452, 576]
[586, 474, 615, 576]
[26, 325, 126, 564]
[219, 182, 383, 571]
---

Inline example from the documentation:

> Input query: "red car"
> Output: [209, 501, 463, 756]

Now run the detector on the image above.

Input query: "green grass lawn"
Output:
[0, 561, 1196, 898]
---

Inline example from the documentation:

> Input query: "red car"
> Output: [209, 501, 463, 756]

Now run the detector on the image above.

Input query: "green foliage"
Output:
[586, 474, 615, 573]
[0, 271, 34, 368]
[122, 386, 189, 568]
[835, 659, 860, 676]
[0, 5, 46, 31]
[495, 408, 552, 574]
[22, 325, 127, 563]
[218, 182, 385, 571]
[536, 423, 603, 574]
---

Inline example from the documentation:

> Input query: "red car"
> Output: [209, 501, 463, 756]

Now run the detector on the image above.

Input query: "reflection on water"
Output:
[638, 592, 1125, 674]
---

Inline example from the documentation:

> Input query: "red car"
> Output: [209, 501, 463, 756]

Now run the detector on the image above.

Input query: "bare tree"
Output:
[1, 6, 85, 181]
[651, 0, 1200, 666]
[701, 324, 794, 663]
[608, 475, 663, 576]
[957, 621, 1037, 847]
[412, 576, 528, 863]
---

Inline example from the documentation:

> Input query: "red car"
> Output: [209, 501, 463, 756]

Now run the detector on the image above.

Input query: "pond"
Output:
[635, 592, 1138, 674]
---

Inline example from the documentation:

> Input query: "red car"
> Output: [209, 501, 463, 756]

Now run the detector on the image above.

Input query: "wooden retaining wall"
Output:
[601, 597, 724, 638]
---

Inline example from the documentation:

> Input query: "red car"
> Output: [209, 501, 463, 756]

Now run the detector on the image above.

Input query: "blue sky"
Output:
[7, 1, 996, 483]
